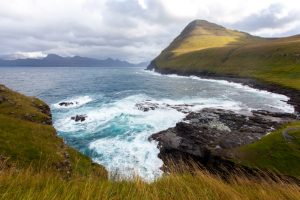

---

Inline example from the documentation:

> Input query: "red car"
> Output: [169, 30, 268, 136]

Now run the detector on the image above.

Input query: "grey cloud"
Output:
[228, 3, 300, 36]
[0, 0, 300, 62]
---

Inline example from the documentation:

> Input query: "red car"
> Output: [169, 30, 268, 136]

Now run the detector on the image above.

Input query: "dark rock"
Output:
[135, 101, 197, 113]
[35, 103, 52, 123]
[59, 101, 78, 107]
[0, 95, 6, 103]
[252, 110, 298, 122]
[168, 104, 194, 113]
[59, 102, 74, 106]
[71, 114, 87, 122]
[150, 108, 298, 164]
[136, 101, 159, 112]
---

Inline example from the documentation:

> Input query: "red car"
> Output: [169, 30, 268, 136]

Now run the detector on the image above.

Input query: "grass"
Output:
[232, 121, 300, 178]
[0, 84, 107, 178]
[0, 162, 300, 200]
[152, 20, 300, 90]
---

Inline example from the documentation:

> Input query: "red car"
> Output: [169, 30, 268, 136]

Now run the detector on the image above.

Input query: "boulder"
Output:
[136, 101, 159, 112]
[0, 95, 6, 103]
[59, 101, 78, 107]
[71, 114, 87, 122]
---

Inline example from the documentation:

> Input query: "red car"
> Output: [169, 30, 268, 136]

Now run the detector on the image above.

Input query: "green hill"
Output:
[0, 84, 107, 178]
[148, 20, 300, 90]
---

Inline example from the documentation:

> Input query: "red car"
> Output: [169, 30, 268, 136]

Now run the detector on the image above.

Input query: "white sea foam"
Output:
[52, 96, 92, 109]
[144, 70, 294, 113]
[54, 93, 248, 181]
[89, 135, 163, 182]
[54, 94, 245, 133]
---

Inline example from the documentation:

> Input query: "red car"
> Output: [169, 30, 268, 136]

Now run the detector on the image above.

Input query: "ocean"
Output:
[0, 66, 294, 181]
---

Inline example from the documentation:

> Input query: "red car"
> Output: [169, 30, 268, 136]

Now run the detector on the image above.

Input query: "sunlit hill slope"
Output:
[148, 20, 300, 90]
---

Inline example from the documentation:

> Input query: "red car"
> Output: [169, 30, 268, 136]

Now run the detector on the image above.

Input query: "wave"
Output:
[89, 135, 163, 182]
[53, 93, 247, 181]
[53, 94, 246, 133]
[144, 70, 294, 113]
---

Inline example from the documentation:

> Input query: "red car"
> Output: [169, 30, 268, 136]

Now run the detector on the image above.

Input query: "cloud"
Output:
[228, 3, 300, 37]
[0, 0, 299, 62]
[10, 51, 47, 59]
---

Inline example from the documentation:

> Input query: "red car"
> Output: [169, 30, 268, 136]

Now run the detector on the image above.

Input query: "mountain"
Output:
[0, 54, 146, 67]
[148, 20, 300, 90]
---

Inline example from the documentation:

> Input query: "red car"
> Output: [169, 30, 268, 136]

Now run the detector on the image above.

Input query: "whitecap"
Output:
[89, 135, 163, 182]
[144, 70, 294, 113]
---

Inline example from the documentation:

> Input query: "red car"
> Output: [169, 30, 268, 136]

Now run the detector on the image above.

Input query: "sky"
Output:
[1, 0, 300, 63]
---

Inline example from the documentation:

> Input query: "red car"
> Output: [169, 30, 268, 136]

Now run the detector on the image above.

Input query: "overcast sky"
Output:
[1, 0, 300, 63]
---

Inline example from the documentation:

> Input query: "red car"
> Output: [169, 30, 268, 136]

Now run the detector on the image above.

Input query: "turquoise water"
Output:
[0, 67, 294, 181]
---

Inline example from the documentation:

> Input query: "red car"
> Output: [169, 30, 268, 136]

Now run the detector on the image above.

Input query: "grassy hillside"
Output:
[231, 121, 300, 178]
[149, 20, 300, 90]
[0, 84, 107, 178]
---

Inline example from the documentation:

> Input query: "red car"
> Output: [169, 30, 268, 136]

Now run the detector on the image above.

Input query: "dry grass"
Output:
[0, 160, 300, 200]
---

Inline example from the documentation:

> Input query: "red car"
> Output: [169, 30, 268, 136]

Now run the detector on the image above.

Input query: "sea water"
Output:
[0, 67, 294, 181]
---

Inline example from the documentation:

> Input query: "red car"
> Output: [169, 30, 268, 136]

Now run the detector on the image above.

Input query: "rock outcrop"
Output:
[136, 101, 159, 112]
[71, 114, 87, 122]
[150, 108, 298, 162]
[135, 100, 194, 113]
[59, 101, 77, 107]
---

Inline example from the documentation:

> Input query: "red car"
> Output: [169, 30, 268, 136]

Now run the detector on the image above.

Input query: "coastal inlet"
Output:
[0, 67, 294, 181]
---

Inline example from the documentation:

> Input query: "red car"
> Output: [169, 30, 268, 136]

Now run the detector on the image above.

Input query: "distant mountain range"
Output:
[0, 54, 148, 67]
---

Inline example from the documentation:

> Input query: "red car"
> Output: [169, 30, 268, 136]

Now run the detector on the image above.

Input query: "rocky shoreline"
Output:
[149, 108, 298, 169]
[146, 68, 300, 180]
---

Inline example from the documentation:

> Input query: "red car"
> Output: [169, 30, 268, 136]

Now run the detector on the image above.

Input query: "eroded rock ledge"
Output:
[150, 108, 298, 165]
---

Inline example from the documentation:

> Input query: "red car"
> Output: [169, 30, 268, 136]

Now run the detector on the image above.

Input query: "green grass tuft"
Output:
[232, 121, 300, 178]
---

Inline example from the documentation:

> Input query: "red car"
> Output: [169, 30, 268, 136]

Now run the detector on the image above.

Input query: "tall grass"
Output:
[1, 160, 300, 200]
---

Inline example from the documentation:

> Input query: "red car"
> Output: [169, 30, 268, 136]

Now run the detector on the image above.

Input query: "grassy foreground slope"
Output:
[1, 166, 300, 200]
[148, 20, 300, 90]
[0, 84, 107, 177]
